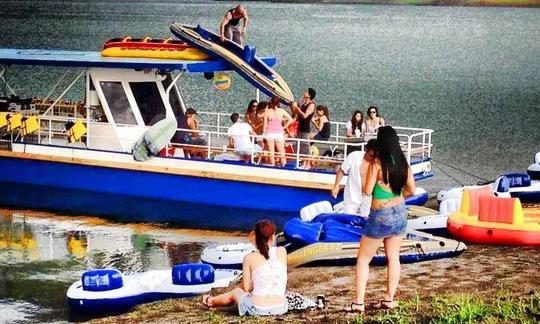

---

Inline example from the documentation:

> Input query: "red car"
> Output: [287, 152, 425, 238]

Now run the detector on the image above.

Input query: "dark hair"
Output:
[366, 138, 378, 153]
[307, 88, 316, 100]
[246, 100, 258, 114]
[367, 106, 380, 118]
[257, 101, 268, 112]
[350, 110, 363, 132]
[254, 219, 276, 259]
[230, 112, 239, 123]
[269, 96, 281, 109]
[185, 108, 197, 115]
[316, 105, 329, 119]
[377, 126, 408, 195]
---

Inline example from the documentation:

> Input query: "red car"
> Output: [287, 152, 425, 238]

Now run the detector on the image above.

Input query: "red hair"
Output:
[254, 220, 276, 259]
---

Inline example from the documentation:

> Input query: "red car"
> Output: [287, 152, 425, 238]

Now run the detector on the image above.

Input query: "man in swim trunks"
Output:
[220, 5, 249, 45]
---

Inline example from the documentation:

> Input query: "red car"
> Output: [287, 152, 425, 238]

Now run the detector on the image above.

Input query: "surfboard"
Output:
[170, 23, 295, 104]
[133, 118, 177, 162]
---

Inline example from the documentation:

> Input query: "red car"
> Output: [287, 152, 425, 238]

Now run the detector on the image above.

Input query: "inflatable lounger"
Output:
[67, 263, 241, 314]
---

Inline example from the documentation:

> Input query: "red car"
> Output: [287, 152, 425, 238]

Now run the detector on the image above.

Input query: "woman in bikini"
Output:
[202, 220, 288, 316]
[349, 125, 415, 313]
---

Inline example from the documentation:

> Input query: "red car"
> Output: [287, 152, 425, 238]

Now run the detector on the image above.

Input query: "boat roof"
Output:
[0, 48, 277, 73]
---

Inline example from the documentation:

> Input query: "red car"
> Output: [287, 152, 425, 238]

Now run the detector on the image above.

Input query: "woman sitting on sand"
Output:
[202, 220, 288, 316]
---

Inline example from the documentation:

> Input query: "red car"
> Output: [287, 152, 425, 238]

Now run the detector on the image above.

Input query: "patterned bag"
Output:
[286, 291, 317, 311]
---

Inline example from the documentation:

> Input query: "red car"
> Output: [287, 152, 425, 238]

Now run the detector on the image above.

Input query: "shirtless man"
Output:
[220, 5, 249, 45]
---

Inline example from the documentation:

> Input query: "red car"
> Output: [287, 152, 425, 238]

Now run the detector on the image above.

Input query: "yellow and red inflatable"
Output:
[447, 187, 540, 245]
[101, 36, 210, 61]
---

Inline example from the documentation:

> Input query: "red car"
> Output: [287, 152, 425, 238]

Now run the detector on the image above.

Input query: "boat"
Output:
[200, 229, 466, 269]
[0, 37, 433, 230]
[67, 263, 241, 314]
[447, 186, 540, 245]
[101, 36, 210, 61]
[170, 23, 295, 104]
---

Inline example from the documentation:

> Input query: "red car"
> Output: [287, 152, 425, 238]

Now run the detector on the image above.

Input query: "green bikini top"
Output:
[373, 182, 401, 199]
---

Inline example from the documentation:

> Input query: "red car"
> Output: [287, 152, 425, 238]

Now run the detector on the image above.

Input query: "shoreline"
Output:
[217, 0, 540, 9]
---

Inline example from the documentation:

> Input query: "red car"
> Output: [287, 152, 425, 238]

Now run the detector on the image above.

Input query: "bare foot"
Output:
[202, 294, 214, 309]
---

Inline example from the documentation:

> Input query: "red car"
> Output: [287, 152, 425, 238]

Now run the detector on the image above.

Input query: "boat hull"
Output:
[0, 154, 338, 230]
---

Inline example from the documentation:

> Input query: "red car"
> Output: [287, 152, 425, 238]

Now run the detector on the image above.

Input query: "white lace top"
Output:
[251, 247, 287, 297]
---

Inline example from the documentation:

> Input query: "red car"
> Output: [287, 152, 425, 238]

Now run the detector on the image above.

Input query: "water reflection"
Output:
[0, 209, 244, 323]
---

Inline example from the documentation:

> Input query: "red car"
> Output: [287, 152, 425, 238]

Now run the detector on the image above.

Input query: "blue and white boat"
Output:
[67, 263, 240, 314]
[0, 32, 434, 230]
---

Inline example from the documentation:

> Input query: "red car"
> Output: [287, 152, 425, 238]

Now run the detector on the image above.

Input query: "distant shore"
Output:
[223, 1, 540, 8]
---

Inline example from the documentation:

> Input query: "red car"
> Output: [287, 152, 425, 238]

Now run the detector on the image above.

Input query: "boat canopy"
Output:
[0, 48, 277, 73]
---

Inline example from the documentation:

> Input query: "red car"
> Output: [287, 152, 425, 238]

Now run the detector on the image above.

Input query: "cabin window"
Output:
[100, 81, 137, 125]
[162, 75, 185, 119]
[130, 82, 166, 126]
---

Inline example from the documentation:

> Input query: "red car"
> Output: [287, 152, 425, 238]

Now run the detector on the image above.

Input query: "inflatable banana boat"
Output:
[447, 187, 540, 245]
[67, 263, 240, 314]
[100, 36, 210, 60]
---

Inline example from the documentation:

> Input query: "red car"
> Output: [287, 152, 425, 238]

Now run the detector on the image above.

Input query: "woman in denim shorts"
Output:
[348, 126, 416, 313]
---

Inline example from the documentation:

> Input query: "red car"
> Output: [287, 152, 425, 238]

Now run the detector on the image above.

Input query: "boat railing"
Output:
[11, 112, 432, 173]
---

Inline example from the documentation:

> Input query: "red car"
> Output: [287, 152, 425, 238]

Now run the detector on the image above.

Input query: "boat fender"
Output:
[243, 45, 256, 64]
[494, 176, 511, 197]
[172, 263, 215, 285]
[82, 269, 123, 291]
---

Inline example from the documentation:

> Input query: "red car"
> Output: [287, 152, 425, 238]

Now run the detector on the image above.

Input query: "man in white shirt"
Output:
[227, 113, 262, 163]
[331, 139, 377, 217]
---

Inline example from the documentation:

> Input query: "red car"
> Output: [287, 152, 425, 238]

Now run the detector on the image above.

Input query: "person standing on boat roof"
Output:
[331, 139, 377, 217]
[291, 88, 316, 170]
[220, 5, 250, 45]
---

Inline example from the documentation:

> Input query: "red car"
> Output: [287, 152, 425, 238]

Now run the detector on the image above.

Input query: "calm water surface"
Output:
[0, 1, 539, 322]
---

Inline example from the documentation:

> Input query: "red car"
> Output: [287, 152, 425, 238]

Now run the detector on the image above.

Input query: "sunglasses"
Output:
[369, 111, 376, 114]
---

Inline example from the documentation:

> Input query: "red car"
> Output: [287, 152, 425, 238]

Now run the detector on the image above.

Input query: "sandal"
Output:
[347, 302, 365, 313]
[371, 300, 396, 310]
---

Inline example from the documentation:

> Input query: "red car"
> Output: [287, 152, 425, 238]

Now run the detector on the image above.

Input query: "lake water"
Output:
[0, 1, 539, 322]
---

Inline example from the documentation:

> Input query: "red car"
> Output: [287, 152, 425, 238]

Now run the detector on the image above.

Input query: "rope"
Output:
[433, 158, 490, 185]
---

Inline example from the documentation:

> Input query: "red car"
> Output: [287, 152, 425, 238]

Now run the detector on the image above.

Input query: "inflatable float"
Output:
[100, 36, 210, 60]
[67, 263, 240, 314]
[170, 23, 295, 104]
[201, 213, 465, 269]
[447, 186, 540, 245]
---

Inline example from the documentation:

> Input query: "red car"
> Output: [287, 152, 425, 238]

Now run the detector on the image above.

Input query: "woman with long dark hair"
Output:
[365, 106, 385, 134]
[349, 126, 415, 312]
[346, 110, 366, 138]
[202, 220, 288, 316]
[244, 100, 258, 129]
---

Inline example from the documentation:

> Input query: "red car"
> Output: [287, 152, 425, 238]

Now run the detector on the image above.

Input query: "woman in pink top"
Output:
[202, 220, 288, 316]
[263, 96, 293, 167]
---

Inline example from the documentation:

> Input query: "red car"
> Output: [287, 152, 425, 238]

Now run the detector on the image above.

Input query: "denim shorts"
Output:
[363, 203, 407, 239]
[238, 293, 288, 316]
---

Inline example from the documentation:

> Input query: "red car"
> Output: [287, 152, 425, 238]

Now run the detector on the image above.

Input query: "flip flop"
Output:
[346, 301, 364, 313]
[371, 300, 396, 310]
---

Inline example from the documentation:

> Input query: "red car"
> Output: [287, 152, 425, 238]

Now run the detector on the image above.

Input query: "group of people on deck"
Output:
[205, 126, 416, 316]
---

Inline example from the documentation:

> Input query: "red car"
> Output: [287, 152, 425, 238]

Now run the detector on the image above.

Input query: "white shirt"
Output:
[345, 121, 366, 138]
[227, 122, 255, 151]
[341, 151, 365, 205]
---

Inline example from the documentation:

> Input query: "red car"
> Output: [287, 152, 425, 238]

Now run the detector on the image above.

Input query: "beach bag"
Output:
[286, 291, 316, 311]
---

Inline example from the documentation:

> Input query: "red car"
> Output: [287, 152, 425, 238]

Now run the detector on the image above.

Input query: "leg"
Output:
[275, 140, 286, 166]
[355, 236, 383, 307]
[203, 287, 244, 308]
[266, 139, 275, 166]
[382, 235, 403, 305]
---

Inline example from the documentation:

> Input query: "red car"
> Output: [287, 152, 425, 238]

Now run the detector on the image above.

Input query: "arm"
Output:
[241, 254, 253, 292]
[314, 116, 327, 132]
[242, 11, 249, 35]
[331, 168, 345, 198]
[281, 108, 294, 130]
[295, 103, 315, 119]
[262, 110, 268, 134]
[228, 136, 234, 148]
[346, 127, 353, 138]
[363, 161, 379, 195]
[379, 117, 385, 127]
[276, 246, 287, 269]
[402, 167, 416, 197]
[219, 12, 232, 42]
